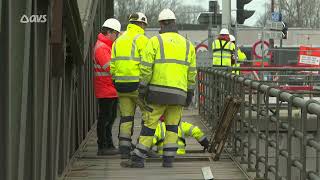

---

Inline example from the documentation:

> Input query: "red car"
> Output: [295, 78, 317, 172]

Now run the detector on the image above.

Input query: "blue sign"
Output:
[271, 12, 282, 21]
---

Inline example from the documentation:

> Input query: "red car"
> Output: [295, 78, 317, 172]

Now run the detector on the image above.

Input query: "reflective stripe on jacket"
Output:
[212, 39, 235, 67]
[153, 121, 207, 155]
[93, 33, 117, 98]
[110, 24, 148, 92]
[140, 32, 197, 105]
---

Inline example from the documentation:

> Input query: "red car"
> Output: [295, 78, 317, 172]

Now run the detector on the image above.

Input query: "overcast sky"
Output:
[182, 0, 268, 26]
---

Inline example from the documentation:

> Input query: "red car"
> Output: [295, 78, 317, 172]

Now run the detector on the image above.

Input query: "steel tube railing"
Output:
[199, 67, 320, 180]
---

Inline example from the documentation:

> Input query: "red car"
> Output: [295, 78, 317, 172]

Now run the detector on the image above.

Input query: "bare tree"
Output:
[256, 0, 320, 28]
[114, 0, 146, 23]
[256, 2, 271, 27]
[175, 5, 205, 24]
[114, 0, 205, 27]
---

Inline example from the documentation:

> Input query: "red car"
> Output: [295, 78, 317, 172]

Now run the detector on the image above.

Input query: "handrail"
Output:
[198, 67, 320, 179]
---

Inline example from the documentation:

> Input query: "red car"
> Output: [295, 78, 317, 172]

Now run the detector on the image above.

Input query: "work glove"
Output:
[138, 84, 148, 100]
[185, 91, 194, 107]
[200, 137, 209, 151]
[231, 54, 236, 65]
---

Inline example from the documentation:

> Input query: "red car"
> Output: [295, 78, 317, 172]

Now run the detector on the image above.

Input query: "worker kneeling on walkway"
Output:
[120, 8, 197, 168]
[110, 12, 149, 159]
[150, 116, 209, 156]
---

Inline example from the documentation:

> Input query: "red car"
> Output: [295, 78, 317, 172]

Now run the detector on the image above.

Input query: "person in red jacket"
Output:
[93, 18, 121, 155]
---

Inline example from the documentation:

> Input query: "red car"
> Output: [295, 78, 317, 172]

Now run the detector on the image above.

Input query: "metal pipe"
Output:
[211, 67, 320, 71]
[246, 80, 254, 170]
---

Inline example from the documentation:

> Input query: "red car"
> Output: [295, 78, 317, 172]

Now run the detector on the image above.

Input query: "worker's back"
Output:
[111, 23, 148, 92]
[141, 32, 196, 105]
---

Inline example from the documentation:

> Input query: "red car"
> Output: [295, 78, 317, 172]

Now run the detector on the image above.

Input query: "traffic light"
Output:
[237, 0, 255, 24]
[282, 22, 288, 39]
[197, 1, 221, 25]
[197, 13, 222, 25]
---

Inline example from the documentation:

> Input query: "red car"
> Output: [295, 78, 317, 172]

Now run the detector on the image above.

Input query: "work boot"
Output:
[162, 156, 174, 168]
[119, 146, 131, 159]
[120, 155, 144, 168]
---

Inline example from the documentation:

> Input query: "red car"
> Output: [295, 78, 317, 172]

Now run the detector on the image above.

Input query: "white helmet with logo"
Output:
[129, 12, 148, 24]
[219, 28, 229, 35]
[102, 18, 121, 32]
[229, 35, 235, 42]
[158, 8, 176, 21]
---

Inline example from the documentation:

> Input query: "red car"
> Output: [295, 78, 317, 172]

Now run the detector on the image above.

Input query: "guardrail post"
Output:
[275, 90, 282, 180]
[239, 78, 246, 163]
[255, 83, 263, 178]
[287, 95, 295, 180]
[232, 76, 239, 155]
[264, 86, 273, 179]
[317, 114, 320, 176]
[301, 100, 308, 179]
[209, 69, 214, 127]
[247, 80, 255, 172]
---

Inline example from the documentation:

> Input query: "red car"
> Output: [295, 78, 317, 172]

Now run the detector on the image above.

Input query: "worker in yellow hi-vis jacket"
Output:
[229, 35, 246, 67]
[152, 116, 209, 156]
[121, 8, 197, 168]
[212, 28, 235, 67]
[110, 12, 149, 159]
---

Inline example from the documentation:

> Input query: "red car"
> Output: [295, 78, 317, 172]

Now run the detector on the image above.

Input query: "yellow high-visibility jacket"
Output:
[212, 39, 235, 67]
[232, 47, 247, 75]
[237, 49, 247, 62]
[152, 121, 207, 155]
[234, 48, 247, 67]
[110, 24, 149, 92]
[140, 32, 196, 105]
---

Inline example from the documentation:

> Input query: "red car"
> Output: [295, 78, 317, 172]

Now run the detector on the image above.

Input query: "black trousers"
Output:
[97, 98, 118, 149]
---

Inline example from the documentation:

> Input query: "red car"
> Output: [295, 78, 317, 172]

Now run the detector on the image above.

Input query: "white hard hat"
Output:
[230, 35, 235, 42]
[129, 12, 148, 24]
[158, 8, 176, 21]
[102, 18, 121, 32]
[220, 28, 229, 35]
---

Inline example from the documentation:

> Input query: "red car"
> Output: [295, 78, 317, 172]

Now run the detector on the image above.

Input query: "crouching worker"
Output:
[150, 116, 209, 157]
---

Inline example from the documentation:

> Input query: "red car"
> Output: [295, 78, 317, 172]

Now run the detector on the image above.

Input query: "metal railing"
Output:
[0, 0, 111, 180]
[198, 67, 320, 180]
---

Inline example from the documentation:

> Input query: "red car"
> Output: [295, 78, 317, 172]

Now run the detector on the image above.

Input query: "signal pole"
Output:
[208, 1, 219, 63]
[269, 0, 275, 64]
[222, 0, 231, 29]
[279, 0, 283, 47]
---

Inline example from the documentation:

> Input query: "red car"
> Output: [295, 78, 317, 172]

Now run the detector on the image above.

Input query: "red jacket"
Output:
[93, 33, 117, 98]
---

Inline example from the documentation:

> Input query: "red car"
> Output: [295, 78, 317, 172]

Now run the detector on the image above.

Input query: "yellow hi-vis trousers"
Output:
[133, 104, 183, 159]
[118, 91, 139, 153]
